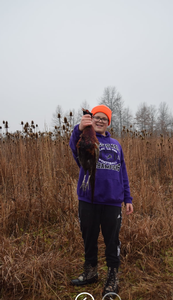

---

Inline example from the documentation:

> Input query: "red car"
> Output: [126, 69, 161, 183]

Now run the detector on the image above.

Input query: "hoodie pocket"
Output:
[94, 177, 124, 203]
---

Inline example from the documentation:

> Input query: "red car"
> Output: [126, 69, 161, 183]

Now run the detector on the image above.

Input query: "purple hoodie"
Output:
[69, 124, 133, 207]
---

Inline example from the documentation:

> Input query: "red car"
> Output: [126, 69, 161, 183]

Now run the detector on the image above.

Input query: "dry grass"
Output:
[0, 124, 173, 300]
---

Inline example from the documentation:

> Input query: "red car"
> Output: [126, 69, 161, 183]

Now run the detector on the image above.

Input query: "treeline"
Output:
[52, 86, 173, 137]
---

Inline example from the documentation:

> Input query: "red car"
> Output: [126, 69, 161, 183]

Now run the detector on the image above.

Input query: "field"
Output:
[0, 125, 173, 300]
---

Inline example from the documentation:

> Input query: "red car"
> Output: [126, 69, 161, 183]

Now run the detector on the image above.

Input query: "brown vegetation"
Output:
[0, 124, 173, 300]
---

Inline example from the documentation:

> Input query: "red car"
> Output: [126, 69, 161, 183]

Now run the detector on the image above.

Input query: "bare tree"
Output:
[64, 108, 78, 129]
[52, 101, 91, 131]
[157, 102, 172, 135]
[135, 103, 151, 132]
[170, 114, 173, 136]
[122, 107, 134, 129]
[52, 105, 64, 128]
[148, 105, 157, 135]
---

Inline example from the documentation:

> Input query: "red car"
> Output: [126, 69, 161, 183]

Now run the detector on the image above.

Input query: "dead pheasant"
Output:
[76, 109, 99, 202]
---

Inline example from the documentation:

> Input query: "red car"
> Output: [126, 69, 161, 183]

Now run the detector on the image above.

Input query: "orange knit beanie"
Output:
[91, 105, 112, 126]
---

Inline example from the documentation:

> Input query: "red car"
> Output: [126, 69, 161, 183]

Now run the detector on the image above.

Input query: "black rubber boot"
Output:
[71, 263, 98, 286]
[102, 267, 119, 298]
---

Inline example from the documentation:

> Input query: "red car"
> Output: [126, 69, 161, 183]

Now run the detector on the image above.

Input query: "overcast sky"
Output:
[0, 0, 173, 132]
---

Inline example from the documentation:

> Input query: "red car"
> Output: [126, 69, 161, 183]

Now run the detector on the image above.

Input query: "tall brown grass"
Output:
[0, 125, 173, 300]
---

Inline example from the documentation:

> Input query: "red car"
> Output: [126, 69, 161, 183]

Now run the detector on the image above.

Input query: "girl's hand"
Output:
[79, 114, 92, 131]
[126, 203, 133, 215]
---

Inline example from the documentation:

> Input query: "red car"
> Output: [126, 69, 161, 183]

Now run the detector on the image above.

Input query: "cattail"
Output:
[21, 121, 24, 125]
[70, 111, 73, 117]
[64, 117, 67, 123]
[58, 113, 61, 118]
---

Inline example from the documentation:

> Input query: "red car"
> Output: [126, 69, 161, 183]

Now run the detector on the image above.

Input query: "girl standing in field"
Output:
[69, 104, 133, 296]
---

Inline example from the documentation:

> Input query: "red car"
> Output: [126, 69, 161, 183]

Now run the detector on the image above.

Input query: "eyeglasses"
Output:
[92, 116, 108, 123]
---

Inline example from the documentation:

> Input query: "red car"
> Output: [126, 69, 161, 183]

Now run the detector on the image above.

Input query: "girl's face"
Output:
[92, 112, 109, 136]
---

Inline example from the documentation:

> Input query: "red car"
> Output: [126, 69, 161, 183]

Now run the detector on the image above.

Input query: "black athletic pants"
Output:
[78, 200, 122, 269]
